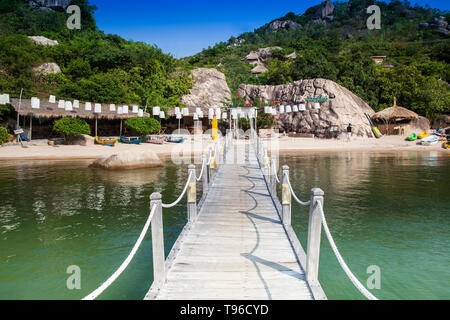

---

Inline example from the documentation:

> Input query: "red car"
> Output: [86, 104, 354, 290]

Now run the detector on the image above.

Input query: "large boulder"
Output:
[90, 151, 164, 170]
[180, 68, 231, 113]
[269, 20, 301, 32]
[28, 36, 59, 46]
[72, 134, 95, 146]
[33, 62, 61, 76]
[238, 79, 376, 138]
[314, 0, 335, 23]
[29, 0, 70, 11]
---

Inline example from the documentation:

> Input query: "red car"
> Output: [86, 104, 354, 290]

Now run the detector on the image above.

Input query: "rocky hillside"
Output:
[239, 79, 376, 138]
[187, 0, 449, 120]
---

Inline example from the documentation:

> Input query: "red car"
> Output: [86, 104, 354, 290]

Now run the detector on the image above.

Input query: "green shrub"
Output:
[53, 117, 91, 142]
[125, 117, 161, 136]
[0, 126, 9, 145]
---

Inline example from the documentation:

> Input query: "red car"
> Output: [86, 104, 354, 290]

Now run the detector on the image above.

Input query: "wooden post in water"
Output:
[187, 165, 197, 222]
[150, 192, 165, 286]
[306, 188, 324, 285]
[271, 156, 277, 196]
[281, 165, 291, 226]
[202, 154, 208, 196]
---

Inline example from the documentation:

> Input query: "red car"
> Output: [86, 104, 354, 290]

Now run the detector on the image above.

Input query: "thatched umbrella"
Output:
[372, 98, 419, 135]
[372, 97, 419, 122]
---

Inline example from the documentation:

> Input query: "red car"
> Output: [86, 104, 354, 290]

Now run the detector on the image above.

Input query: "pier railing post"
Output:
[202, 154, 208, 196]
[281, 166, 291, 226]
[150, 192, 165, 287]
[271, 155, 277, 196]
[306, 188, 324, 285]
[187, 165, 197, 222]
[223, 136, 227, 165]
[207, 147, 212, 182]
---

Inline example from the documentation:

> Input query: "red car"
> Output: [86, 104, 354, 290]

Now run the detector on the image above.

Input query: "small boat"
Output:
[145, 136, 164, 145]
[420, 135, 439, 146]
[119, 137, 142, 145]
[165, 136, 185, 143]
[95, 136, 118, 147]
[444, 140, 450, 149]
[418, 131, 429, 140]
[407, 133, 418, 141]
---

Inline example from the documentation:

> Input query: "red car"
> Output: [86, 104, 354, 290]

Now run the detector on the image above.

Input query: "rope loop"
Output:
[284, 173, 311, 206]
[316, 201, 378, 300]
[162, 171, 194, 208]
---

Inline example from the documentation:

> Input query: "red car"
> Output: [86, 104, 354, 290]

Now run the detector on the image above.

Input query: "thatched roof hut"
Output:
[372, 98, 419, 122]
[10, 99, 150, 120]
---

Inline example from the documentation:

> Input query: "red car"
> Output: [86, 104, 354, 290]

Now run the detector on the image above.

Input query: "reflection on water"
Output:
[0, 161, 191, 300]
[0, 151, 449, 300]
[280, 151, 450, 300]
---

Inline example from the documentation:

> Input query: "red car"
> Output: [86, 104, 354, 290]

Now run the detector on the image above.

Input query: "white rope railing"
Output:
[285, 173, 311, 206]
[196, 158, 206, 181]
[161, 172, 193, 208]
[83, 204, 157, 300]
[316, 201, 378, 300]
[271, 159, 281, 184]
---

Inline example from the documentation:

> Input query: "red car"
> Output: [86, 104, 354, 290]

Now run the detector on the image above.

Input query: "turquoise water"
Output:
[280, 151, 450, 300]
[0, 151, 449, 300]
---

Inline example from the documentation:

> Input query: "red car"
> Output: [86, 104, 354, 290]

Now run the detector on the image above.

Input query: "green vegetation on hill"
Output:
[0, 0, 192, 109]
[187, 0, 449, 119]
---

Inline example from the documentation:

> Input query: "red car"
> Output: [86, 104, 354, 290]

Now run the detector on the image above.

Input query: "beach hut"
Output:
[8, 98, 151, 140]
[371, 98, 420, 135]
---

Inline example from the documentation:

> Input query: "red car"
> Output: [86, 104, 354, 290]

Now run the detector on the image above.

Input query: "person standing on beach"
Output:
[347, 123, 352, 142]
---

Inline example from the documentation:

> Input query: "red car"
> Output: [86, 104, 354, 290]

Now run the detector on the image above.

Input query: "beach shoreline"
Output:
[0, 136, 447, 163]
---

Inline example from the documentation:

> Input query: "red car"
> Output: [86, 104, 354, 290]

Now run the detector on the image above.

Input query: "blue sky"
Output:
[89, 0, 449, 58]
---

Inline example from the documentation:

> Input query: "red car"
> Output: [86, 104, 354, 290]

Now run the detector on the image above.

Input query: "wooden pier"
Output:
[84, 135, 376, 301]
[144, 140, 327, 300]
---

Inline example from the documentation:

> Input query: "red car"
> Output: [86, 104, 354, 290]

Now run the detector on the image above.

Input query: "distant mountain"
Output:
[187, 0, 449, 118]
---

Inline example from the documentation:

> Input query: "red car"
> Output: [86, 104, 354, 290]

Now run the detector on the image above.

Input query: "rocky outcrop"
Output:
[285, 51, 297, 60]
[238, 79, 376, 138]
[33, 62, 61, 76]
[29, 0, 70, 11]
[269, 20, 301, 32]
[90, 151, 163, 170]
[28, 36, 59, 46]
[180, 68, 231, 113]
[419, 16, 449, 35]
[314, 0, 335, 24]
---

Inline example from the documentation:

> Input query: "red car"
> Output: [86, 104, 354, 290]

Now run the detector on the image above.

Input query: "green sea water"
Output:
[0, 151, 448, 300]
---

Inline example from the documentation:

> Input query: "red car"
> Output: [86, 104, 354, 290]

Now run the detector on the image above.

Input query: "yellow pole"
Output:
[212, 116, 218, 141]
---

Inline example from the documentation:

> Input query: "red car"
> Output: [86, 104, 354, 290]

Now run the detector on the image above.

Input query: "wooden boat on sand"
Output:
[119, 137, 142, 145]
[95, 136, 118, 147]
[145, 136, 165, 145]
[420, 135, 439, 146]
[165, 136, 185, 143]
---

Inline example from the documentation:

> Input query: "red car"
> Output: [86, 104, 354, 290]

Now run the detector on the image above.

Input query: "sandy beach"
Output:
[0, 136, 448, 163]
